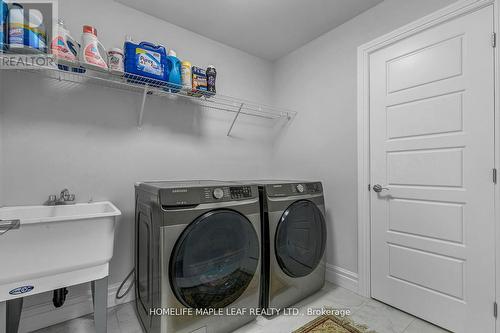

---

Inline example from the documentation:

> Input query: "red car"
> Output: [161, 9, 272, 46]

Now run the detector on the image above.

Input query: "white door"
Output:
[369, 5, 495, 333]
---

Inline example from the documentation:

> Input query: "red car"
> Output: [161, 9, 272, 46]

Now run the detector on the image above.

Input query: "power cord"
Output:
[116, 269, 135, 299]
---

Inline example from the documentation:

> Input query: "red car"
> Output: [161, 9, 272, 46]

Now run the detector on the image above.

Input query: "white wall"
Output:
[271, 0, 458, 275]
[1, 0, 277, 328]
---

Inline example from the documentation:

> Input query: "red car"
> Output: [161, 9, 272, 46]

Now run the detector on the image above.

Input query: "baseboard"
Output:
[18, 282, 136, 333]
[325, 264, 359, 294]
[18, 266, 357, 332]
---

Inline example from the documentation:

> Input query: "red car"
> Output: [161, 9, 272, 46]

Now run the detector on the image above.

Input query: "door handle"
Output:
[373, 184, 389, 193]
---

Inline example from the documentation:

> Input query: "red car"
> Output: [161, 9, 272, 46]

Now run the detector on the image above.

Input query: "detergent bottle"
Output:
[8, 2, 47, 53]
[166, 49, 182, 92]
[80, 25, 108, 71]
[124, 37, 168, 86]
[0, 1, 8, 51]
[206, 65, 217, 96]
[181, 61, 192, 91]
[51, 19, 79, 65]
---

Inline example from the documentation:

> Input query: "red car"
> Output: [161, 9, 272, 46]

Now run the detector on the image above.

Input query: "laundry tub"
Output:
[0, 201, 121, 333]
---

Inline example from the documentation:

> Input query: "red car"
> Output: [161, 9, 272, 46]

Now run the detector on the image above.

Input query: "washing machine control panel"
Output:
[202, 187, 230, 201]
[201, 186, 254, 202]
[229, 186, 252, 199]
[266, 182, 323, 197]
[159, 185, 256, 207]
[212, 188, 225, 199]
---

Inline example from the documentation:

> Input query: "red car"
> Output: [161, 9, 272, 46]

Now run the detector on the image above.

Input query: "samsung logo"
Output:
[9, 286, 34, 295]
[172, 189, 188, 193]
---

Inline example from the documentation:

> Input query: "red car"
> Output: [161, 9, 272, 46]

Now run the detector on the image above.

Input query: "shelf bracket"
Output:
[138, 85, 149, 127]
[227, 103, 244, 136]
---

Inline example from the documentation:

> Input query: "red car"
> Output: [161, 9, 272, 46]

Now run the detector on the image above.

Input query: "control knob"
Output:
[296, 184, 305, 193]
[213, 188, 224, 199]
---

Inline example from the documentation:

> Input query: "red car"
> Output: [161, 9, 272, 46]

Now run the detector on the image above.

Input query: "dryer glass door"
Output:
[275, 200, 326, 278]
[170, 210, 259, 309]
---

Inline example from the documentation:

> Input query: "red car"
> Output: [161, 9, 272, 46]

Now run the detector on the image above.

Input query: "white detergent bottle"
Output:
[80, 25, 108, 71]
[51, 19, 78, 65]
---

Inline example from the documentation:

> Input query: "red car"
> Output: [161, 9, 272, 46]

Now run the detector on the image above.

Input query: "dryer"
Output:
[135, 181, 261, 333]
[252, 180, 326, 312]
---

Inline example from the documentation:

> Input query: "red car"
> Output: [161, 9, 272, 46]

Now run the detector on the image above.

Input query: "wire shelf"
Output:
[0, 54, 297, 134]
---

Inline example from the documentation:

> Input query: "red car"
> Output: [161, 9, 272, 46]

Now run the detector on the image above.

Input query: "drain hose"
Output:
[53, 288, 68, 308]
[116, 269, 135, 300]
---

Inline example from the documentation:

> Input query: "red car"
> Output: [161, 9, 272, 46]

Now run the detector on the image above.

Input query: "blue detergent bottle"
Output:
[166, 49, 182, 92]
[124, 39, 169, 86]
[0, 1, 8, 50]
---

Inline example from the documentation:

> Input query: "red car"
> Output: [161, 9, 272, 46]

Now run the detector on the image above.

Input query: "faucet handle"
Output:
[44, 194, 57, 206]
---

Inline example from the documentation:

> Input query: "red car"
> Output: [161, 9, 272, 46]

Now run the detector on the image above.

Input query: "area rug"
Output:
[293, 313, 376, 333]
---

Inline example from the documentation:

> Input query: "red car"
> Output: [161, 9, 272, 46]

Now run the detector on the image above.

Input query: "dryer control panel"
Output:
[266, 182, 323, 197]
[160, 185, 255, 207]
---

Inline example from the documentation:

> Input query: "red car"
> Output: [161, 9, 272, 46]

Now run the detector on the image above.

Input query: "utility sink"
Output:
[0, 201, 121, 302]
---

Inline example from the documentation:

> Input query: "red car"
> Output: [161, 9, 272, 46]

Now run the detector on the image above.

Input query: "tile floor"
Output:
[33, 283, 449, 333]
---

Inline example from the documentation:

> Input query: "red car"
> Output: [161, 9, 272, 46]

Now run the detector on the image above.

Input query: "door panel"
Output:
[169, 210, 259, 309]
[387, 36, 463, 93]
[388, 244, 464, 299]
[388, 198, 464, 243]
[275, 200, 326, 278]
[369, 5, 495, 333]
[387, 148, 464, 187]
[386, 92, 463, 139]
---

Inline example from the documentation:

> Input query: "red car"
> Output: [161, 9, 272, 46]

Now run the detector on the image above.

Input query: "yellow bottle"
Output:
[181, 61, 192, 91]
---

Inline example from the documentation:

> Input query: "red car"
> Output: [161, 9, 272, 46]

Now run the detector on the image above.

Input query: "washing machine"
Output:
[251, 180, 326, 312]
[135, 181, 261, 333]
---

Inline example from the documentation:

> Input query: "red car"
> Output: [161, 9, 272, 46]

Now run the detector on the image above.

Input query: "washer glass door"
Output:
[275, 200, 326, 278]
[170, 210, 259, 309]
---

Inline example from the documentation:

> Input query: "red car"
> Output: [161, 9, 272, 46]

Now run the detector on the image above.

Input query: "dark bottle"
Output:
[206, 65, 216, 95]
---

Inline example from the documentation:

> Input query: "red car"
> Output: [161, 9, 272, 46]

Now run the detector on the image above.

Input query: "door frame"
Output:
[356, 0, 499, 317]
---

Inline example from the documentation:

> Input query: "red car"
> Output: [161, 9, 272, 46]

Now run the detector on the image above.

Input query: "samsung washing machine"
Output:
[135, 181, 261, 333]
[251, 180, 326, 313]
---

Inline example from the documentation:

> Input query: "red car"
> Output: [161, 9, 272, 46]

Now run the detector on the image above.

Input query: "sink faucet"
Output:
[45, 189, 76, 206]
